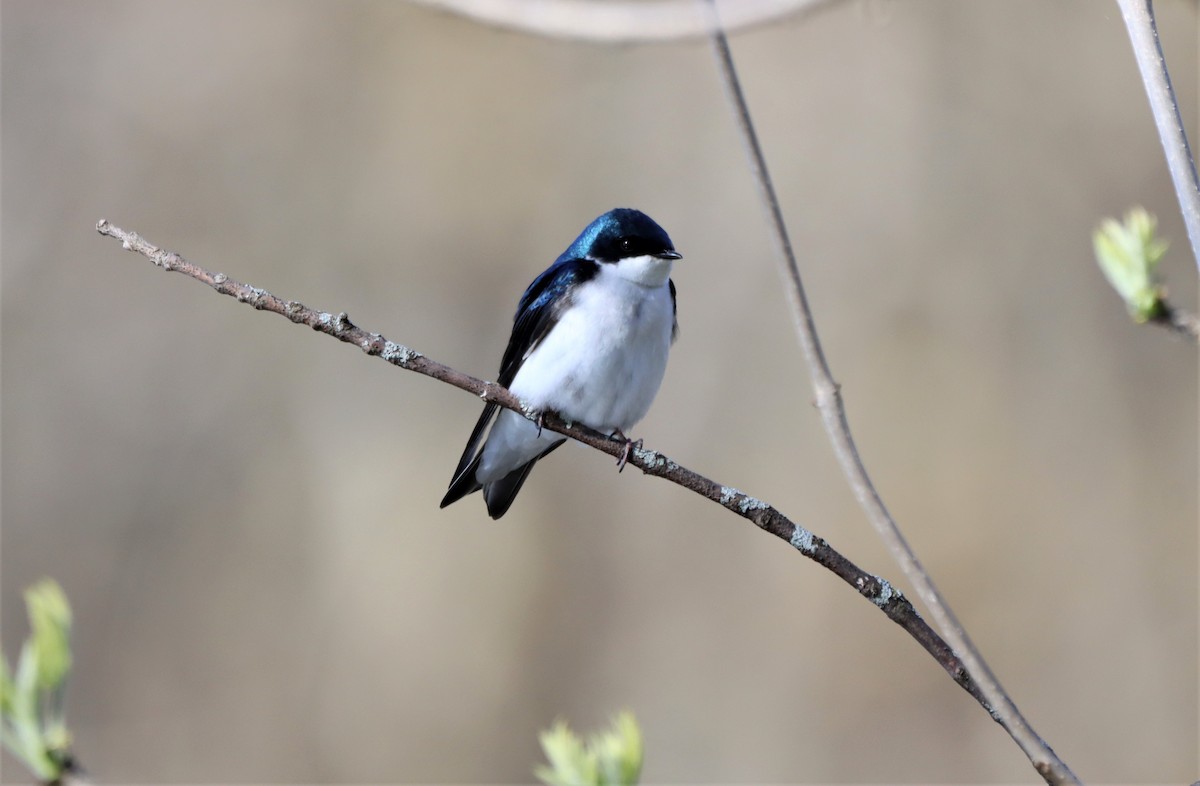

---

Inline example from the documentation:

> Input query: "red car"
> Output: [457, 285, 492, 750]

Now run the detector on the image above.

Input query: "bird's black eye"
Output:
[619, 237, 632, 252]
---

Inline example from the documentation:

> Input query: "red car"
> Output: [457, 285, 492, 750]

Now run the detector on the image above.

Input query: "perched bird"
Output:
[440, 208, 681, 519]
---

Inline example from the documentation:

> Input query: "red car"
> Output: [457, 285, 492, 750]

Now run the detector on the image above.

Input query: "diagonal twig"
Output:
[1115, 0, 1200, 273]
[702, 2, 1079, 783]
[95, 217, 990, 713]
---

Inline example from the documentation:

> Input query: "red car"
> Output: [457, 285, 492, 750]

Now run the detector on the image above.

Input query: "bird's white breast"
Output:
[510, 258, 675, 434]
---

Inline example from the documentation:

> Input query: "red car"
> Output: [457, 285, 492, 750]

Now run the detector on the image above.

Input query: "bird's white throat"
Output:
[608, 254, 674, 288]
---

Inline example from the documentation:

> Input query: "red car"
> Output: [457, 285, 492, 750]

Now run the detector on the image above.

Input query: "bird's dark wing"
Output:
[439, 401, 497, 507]
[497, 257, 599, 387]
[440, 257, 598, 511]
[669, 278, 678, 342]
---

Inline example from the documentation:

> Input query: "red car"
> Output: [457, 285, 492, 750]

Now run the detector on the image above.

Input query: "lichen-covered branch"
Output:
[96, 218, 987, 713]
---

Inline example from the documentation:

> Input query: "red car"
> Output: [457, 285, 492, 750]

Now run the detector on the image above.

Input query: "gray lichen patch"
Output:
[718, 485, 741, 506]
[381, 340, 419, 366]
[855, 574, 898, 607]
[630, 445, 671, 471]
[237, 286, 268, 307]
[737, 495, 768, 515]
[871, 576, 895, 607]
[790, 526, 816, 553]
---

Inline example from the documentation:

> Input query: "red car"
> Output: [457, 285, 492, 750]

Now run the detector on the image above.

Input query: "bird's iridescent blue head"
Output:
[562, 208, 681, 264]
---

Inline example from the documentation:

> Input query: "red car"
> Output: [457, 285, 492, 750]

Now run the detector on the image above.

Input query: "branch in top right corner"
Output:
[1114, 0, 1200, 273]
[1093, 207, 1200, 342]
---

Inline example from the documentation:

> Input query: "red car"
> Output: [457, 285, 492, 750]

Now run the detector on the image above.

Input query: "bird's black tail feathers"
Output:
[439, 400, 566, 518]
[440, 403, 497, 510]
[478, 440, 564, 519]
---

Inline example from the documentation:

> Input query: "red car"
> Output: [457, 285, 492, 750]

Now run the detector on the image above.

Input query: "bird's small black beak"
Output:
[656, 250, 683, 261]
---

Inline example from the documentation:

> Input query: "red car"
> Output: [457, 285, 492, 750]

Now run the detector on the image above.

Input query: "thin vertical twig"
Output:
[702, 1, 1080, 783]
[1116, 0, 1200, 271]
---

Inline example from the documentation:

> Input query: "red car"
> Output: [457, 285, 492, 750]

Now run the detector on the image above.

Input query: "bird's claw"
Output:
[614, 431, 642, 473]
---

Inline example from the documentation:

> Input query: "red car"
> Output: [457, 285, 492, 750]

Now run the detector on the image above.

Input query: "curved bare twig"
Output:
[407, 0, 834, 43]
[95, 218, 990, 715]
[702, 2, 1079, 783]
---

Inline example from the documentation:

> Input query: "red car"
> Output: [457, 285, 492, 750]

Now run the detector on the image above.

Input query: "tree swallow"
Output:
[440, 208, 682, 519]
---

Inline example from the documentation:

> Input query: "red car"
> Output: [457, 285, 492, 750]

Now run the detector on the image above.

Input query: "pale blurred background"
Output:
[2, 0, 1197, 782]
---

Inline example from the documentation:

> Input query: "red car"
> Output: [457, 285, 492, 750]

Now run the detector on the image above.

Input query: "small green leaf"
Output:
[43, 721, 72, 762]
[535, 713, 643, 786]
[0, 649, 14, 717]
[536, 720, 597, 786]
[1093, 207, 1169, 322]
[7, 642, 55, 779]
[25, 579, 72, 693]
[1, 580, 75, 782]
[13, 640, 40, 724]
[593, 712, 642, 786]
